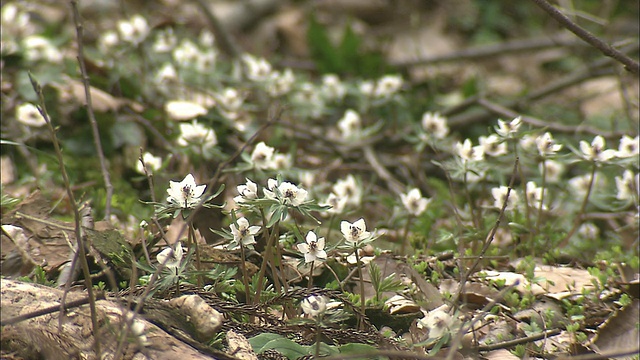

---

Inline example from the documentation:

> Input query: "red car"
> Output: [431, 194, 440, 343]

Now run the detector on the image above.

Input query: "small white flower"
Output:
[421, 112, 449, 139]
[400, 188, 431, 216]
[297, 231, 327, 263]
[539, 160, 564, 183]
[154, 63, 178, 85]
[199, 30, 215, 47]
[338, 109, 362, 139]
[321, 193, 347, 214]
[16, 103, 46, 127]
[418, 307, 454, 339]
[23, 36, 63, 63]
[251, 142, 275, 169]
[156, 242, 184, 269]
[455, 139, 484, 161]
[194, 49, 217, 73]
[535, 132, 562, 156]
[98, 31, 120, 53]
[615, 170, 639, 201]
[267, 69, 295, 97]
[165, 100, 208, 121]
[568, 173, 602, 196]
[272, 153, 292, 170]
[577, 223, 599, 241]
[234, 179, 258, 204]
[616, 135, 639, 158]
[491, 186, 518, 210]
[321, 74, 346, 101]
[177, 121, 217, 149]
[333, 175, 362, 207]
[278, 182, 308, 206]
[136, 152, 162, 174]
[242, 54, 272, 82]
[579, 135, 616, 162]
[374, 75, 403, 98]
[173, 39, 200, 65]
[167, 174, 207, 208]
[526, 181, 546, 210]
[217, 88, 244, 112]
[118, 15, 149, 45]
[341, 218, 371, 244]
[153, 28, 176, 53]
[359, 81, 375, 97]
[301, 295, 327, 317]
[519, 134, 537, 152]
[479, 134, 507, 157]
[495, 116, 522, 137]
[230, 217, 260, 247]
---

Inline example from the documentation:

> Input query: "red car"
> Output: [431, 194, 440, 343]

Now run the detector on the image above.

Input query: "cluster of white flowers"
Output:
[118, 15, 149, 46]
[360, 75, 403, 99]
[173, 38, 217, 72]
[23, 36, 63, 63]
[264, 179, 308, 207]
[249, 142, 291, 170]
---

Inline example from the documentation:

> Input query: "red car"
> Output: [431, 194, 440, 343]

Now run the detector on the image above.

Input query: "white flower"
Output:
[118, 15, 149, 45]
[341, 218, 371, 244]
[568, 173, 602, 196]
[301, 295, 327, 317]
[519, 134, 537, 152]
[23, 36, 63, 63]
[455, 139, 484, 161]
[616, 135, 639, 158]
[479, 134, 507, 157]
[173, 40, 200, 65]
[578, 223, 599, 240]
[167, 174, 206, 208]
[153, 28, 176, 53]
[156, 242, 184, 269]
[333, 175, 362, 207]
[321, 193, 347, 215]
[217, 88, 244, 112]
[16, 103, 46, 127]
[491, 186, 518, 210]
[374, 75, 403, 98]
[165, 100, 208, 121]
[199, 30, 215, 47]
[418, 307, 454, 339]
[338, 109, 362, 139]
[535, 132, 562, 156]
[234, 179, 258, 204]
[154, 63, 178, 86]
[615, 170, 639, 201]
[278, 182, 308, 206]
[98, 31, 119, 53]
[177, 121, 217, 149]
[136, 152, 162, 174]
[194, 49, 217, 73]
[421, 112, 449, 139]
[321, 74, 346, 101]
[495, 116, 522, 137]
[242, 54, 272, 82]
[526, 181, 546, 210]
[230, 217, 260, 247]
[272, 153, 292, 170]
[539, 160, 564, 183]
[251, 142, 275, 169]
[579, 135, 616, 162]
[267, 69, 295, 97]
[359, 81, 375, 97]
[297, 231, 327, 263]
[400, 188, 431, 216]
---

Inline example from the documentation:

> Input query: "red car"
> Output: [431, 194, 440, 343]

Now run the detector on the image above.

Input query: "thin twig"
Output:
[477, 328, 561, 351]
[363, 145, 404, 195]
[70, 0, 113, 219]
[28, 72, 102, 358]
[530, 0, 639, 74]
[0, 292, 106, 326]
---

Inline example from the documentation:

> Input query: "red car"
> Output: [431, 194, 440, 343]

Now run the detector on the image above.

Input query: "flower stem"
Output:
[354, 244, 366, 330]
[307, 261, 315, 289]
[189, 225, 202, 288]
[560, 162, 597, 247]
[240, 244, 251, 304]
[400, 215, 414, 255]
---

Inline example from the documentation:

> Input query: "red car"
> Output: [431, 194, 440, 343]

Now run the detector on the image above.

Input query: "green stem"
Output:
[189, 225, 202, 288]
[400, 215, 413, 255]
[240, 244, 251, 304]
[253, 208, 278, 304]
[354, 244, 366, 330]
[535, 158, 548, 233]
[307, 261, 315, 289]
[560, 162, 597, 247]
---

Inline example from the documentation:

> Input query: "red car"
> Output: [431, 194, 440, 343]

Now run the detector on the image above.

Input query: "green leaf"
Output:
[307, 14, 340, 73]
[339, 343, 386, 359]
[249, 333, 308, 360]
